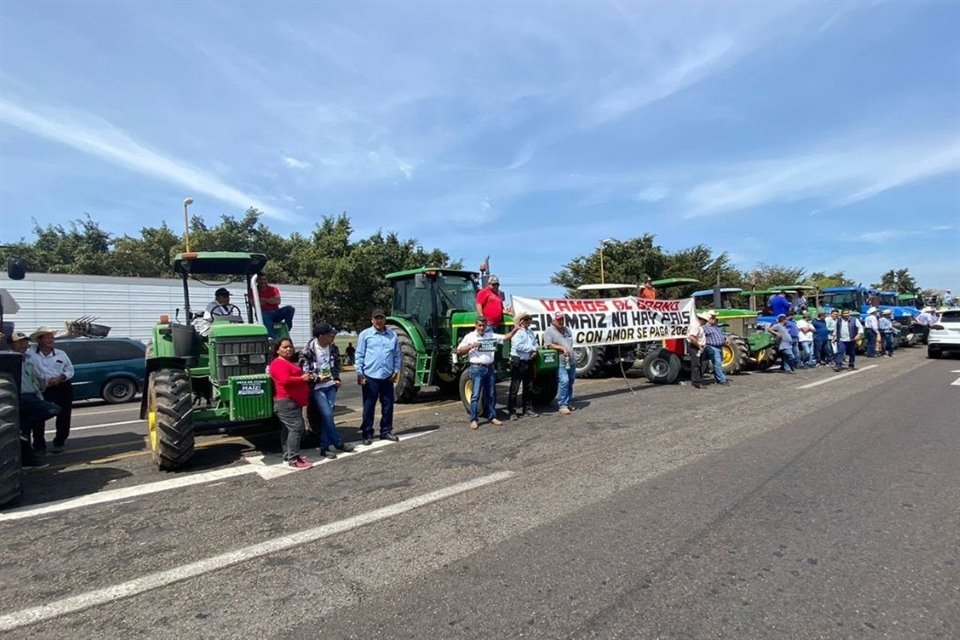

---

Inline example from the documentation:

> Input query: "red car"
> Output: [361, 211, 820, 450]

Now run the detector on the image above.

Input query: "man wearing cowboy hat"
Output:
[507, 312, 540, 420]
[879, 309, 896, 357]
[702, 310, 731, 386]
[915, 306, 937, 344]
[863, 307, 880, 358]
[687, 312, 710, 387]
[27, 326, 74, 454]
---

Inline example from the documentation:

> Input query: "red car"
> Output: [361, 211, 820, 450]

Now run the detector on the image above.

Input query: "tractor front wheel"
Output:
[0, 371, 23, 508]
[529, 370, 559, 407]
[458, 368, 487, 415]
[722, 334, 747, 375]
[391, 326, 421, 403]
[148, 368, 195, 470]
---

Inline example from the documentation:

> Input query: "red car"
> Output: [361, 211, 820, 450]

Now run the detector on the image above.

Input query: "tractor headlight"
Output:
[248, 354, 266, 364]
[221, 355, 240, 366]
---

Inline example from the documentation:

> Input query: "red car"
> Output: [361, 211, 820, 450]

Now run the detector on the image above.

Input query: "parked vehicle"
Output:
[386, 267, 558, 411]
[927, 309, 960, 358]
[572, 283, 641, 378]
[56, 337, 146, 404]
[1, 256, 27, 507]
[142, 251, 284, 470]
[692, 287, 773, 373]
[820, 285, 918, 346]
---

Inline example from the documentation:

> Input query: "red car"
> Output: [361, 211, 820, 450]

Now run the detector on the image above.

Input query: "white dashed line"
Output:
[795, 364, 878, 389]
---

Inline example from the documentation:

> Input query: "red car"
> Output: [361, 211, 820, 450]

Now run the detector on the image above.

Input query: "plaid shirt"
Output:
[704, 324, 727, 347]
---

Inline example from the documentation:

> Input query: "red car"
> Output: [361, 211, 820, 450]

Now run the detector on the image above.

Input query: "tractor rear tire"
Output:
[391, 326, 421, 403]
[0, 372, 23, 508]
[529, 370, 559, 407]
[642, 348, 681, 385]
[574, 346, 605, 378]
[458, 368, 487, 416]
[722, 334, 748, 375]
[149, 368, 194, 470]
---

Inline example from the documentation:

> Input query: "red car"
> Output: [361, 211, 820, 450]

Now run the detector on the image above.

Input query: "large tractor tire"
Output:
[753, 348, 777, 370]
[148, 368, 195, 470]
[721, 334, 748, 375]
[642, 348, 681, 385]
[458, 368, 487, 415]
[573, 346, 605, 378]
[0, 372, 23, 508]
[391, 325, 421, 403]
[529, 370, 559, 407]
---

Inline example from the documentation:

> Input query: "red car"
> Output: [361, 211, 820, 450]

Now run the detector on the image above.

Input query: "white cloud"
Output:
[0, 99, 297, 221]
[281, 154, 311, 170]
[681, 134, 960, 218]
[635, 185, 668, 202]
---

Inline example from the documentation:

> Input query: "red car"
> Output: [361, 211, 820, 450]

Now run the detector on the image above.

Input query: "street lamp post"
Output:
[183, 197, 194, 252]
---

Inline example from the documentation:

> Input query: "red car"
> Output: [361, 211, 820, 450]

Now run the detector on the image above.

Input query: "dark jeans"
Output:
[834, 341, 856, 369]
[274, 398, 305, 461]
[262, 306, 295, 337]
[688, 344, 707, 387]
[360, 376, 395, 438]
[864, 328, 877, 357]
[813, 338, 831, 364]
[779, 347, 799, 372]
[20, 392, 59, 460]
[308, 385, 344, 450]
[40, 381, 72, 448]
[507, 357, 534, 414]
[468, 364, 497, 421]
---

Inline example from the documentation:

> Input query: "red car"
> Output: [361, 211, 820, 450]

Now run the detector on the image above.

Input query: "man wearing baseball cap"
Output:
[354, 308, 402, 445]
[204, 287, 241, 321]
[476, 275, 509, 329]
[544, 311, 577, 413]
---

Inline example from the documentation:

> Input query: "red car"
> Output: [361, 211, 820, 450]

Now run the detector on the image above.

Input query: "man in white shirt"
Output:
[27, 326, 75, 453]
[507, 313, 540, 420]
[457, 316, 518, 430]
[796, 312, 816, 367]
[204, 288, 242, 321]
[863, 307, 880, 358]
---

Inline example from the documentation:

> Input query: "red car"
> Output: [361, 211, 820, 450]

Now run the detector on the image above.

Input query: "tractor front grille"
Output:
[214, 337, 270, 384]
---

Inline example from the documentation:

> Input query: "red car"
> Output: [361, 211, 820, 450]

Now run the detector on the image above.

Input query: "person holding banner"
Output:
[544, 312, 578, 414]
[457, 316, 519, 430]
[686, 313, 709, 389]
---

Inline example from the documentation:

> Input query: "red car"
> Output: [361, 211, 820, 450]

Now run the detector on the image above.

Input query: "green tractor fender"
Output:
[386, 316, 429, 352]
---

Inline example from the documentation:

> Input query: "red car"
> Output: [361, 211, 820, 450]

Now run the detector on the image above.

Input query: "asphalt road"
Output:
[1, 349, 957, 638]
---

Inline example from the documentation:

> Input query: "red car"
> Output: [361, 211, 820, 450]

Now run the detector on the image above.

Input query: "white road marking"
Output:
[795, 364, 878, 390]
[46, 419, 142, 435]
[951, 377, 960, 387]
[0, 467, 258, 522]
[0, 471, 515, 632]
[73, 406, 140, 417]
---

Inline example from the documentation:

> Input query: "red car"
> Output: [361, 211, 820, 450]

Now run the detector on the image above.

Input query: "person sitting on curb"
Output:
[8, 331, 56, 468]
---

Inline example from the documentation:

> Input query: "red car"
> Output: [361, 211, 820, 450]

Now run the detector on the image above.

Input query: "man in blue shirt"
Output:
[811, 312, 830, 366]
[507, 313, 541, 419]
[770, 293, 791, 318]
[355, 308, 402, 445]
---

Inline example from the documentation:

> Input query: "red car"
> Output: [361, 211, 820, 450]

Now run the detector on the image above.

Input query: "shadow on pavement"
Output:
[20, 466, 134, 506]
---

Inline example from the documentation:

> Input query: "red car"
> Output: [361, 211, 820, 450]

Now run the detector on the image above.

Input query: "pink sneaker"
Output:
[288, 455, 312, 469]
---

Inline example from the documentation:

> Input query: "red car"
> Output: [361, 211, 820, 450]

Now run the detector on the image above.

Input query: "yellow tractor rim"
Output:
[722, 345, 735, 367]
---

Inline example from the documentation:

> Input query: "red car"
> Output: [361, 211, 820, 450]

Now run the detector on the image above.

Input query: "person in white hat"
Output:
[863, 307, 880, 358]
[915, 306, 937, 344]
[879, 309, 896, 357]
[27, 326, 74, 454]
[507, 312, 540, 420]
[686, 312, 710, 387]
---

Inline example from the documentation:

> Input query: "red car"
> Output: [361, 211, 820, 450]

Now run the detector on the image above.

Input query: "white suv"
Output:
[928, 309, 960, 358]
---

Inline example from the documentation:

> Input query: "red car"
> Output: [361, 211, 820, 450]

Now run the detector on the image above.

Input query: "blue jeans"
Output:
[360, 376, 394, 438]
[834, 341, 856, 369]
[705, 345, 725, 383]
[882, 332, 895, 356]
[556, 358, 577, 408]
[262, 306, 295, 337]
[468, 364, 496, 421]
[779, 347, 798, 372]
[864, 328, 877, 357]
[311, 385, 343, 450]
[799, 341, 815, 366]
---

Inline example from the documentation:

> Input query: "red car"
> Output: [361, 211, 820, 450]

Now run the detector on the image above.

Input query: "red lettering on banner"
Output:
[612, 299, 632, 311]
[633, 298, 681, 312]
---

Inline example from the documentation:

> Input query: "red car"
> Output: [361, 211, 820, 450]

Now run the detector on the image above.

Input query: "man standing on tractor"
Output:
[476, 275, 510, 329]
[355, 308, 402, 445]
[638, 277, 657, 300]
[770, 291, 791, 318]
[458, 316, 520, 430]
[255, 274, 295, 338]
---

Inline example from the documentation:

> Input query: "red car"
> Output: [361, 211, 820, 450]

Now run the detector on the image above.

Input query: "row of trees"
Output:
[2, 211, 928, 329]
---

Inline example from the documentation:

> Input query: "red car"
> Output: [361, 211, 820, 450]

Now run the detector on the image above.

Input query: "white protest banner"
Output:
[512, 296, 696, 347]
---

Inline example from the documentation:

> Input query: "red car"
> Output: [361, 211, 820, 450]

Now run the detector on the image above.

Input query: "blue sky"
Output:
[1, 1, 958, 297]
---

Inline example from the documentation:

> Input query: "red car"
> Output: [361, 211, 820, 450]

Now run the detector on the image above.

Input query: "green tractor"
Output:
[1, 257, 27, 506]
[692, 287, 778, 372]
[385, 267, 558, 411]
[141, 252, 286, 470]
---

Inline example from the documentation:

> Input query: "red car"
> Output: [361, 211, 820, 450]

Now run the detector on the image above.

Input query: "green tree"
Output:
[808, 271, 855, 289]
[551, 234, 668, 294]
[746, 264, 806, 291]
